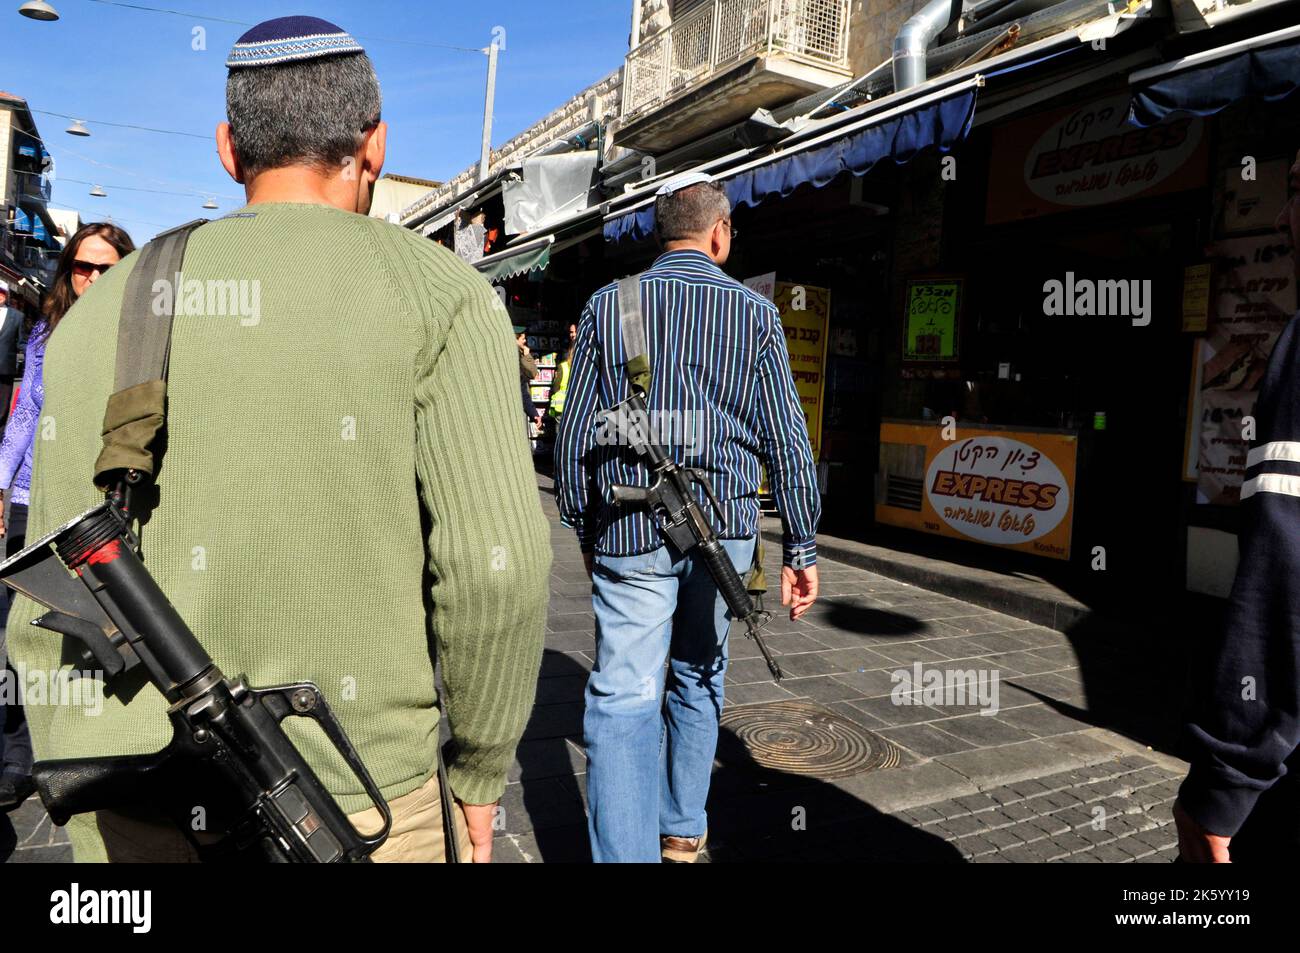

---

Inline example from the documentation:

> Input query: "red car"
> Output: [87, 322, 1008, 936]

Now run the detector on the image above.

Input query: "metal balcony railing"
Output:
[622, 0, 850, 119]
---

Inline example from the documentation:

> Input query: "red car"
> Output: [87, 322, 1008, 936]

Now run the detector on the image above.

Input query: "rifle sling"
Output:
[92, 218, 208, 491]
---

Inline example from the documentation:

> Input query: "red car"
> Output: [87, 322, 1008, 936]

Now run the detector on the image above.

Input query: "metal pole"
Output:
[709, 0, 720, 70]
[479, 40, 499, 183]
[629, 0, 642, 50]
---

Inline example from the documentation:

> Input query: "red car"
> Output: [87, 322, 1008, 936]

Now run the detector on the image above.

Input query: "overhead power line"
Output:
[31, 108, 209, 140]
[14, 130, 241, 199]
[57, 176, 227, 199]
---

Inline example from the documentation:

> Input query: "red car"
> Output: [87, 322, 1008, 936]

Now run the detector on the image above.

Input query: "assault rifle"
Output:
[603, 390, 784, 682]
[0, 501, 391, 862]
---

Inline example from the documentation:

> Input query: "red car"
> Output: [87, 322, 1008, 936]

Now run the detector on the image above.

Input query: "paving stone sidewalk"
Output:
[896, 757, 1182, 863]
[492, 476, 1188, 863]
[2, 477, 1189, 863]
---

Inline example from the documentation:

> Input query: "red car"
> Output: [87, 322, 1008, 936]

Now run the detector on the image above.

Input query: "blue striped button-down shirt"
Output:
[555, 249, 820, 567]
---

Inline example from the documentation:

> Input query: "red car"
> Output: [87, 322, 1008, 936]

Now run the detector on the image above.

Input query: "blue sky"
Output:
[4, 0, 631, 241]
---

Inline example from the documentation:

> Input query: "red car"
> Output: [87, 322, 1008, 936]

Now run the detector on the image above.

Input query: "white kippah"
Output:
[655, 171, 716, 197]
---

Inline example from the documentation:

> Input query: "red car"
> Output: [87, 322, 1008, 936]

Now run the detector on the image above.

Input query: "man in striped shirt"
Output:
[555, 173, 820, 862]
[1175, 149, 1300, 862]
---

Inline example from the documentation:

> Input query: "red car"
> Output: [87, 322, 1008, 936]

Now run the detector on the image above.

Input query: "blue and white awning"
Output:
[605, 85, 978, 243]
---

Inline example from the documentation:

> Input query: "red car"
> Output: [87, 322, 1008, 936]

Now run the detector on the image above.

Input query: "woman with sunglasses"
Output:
[0, 222, 133, 811]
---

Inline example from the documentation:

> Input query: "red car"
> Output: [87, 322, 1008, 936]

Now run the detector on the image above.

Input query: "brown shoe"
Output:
[661, 831, 707, 863]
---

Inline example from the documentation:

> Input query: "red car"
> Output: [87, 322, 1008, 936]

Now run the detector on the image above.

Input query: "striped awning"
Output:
[475, 237, 553, 283]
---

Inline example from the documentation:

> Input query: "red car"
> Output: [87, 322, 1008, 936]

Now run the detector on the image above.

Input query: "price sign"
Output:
[904, 277, 962, 362]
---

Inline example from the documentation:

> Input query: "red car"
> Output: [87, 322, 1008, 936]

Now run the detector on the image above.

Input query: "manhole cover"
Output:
[718, 701, 901, 779]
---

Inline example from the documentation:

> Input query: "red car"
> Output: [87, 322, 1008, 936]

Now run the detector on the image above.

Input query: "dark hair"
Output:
[226, 52, 382, 178]
[36, 221, 135, 342]
[655, 181, 731, 242]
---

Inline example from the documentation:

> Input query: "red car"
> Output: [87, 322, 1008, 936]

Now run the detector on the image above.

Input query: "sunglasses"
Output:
[71, 259, 115, 278]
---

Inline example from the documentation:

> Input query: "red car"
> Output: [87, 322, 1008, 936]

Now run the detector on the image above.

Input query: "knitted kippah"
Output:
[226, 15, 364, 69]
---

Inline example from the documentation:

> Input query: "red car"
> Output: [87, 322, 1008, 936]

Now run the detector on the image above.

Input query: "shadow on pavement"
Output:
[515, 648, 962, 863]
[820, 600, 925, 637]
[710, 726, 964, 862]
[514, 649, 592, 863]
[1030, 598, 1224, 758]
[0, 814, 14, 862]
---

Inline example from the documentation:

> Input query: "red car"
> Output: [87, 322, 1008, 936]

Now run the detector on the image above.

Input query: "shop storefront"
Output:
[478, 226, 616, 456]
[875, 66, 1300, 597]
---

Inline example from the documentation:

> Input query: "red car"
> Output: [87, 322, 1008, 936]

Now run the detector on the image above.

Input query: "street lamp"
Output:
[89, 184, 106, 197]
[65, 119, 90, 137]
[202, 197, 218, 209]
[18, 1, 59, 20]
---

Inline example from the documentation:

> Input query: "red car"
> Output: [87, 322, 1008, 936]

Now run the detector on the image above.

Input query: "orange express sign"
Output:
[877, 422, 1078, 560]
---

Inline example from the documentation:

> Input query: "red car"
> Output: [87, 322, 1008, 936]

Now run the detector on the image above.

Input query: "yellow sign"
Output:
[774, 282, 831, 460]
[1182, 263, 1211, 333]
[876, 422, 1078, 560]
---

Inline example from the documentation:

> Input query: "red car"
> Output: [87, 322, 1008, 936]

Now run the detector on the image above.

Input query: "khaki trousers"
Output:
[96, 771, 472, 863]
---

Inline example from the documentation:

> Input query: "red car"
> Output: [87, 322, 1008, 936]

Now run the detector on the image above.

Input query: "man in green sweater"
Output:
[5, 16, 550, 862]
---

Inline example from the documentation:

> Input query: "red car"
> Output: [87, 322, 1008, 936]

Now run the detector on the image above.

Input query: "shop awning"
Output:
[11, 208, 31, 235]
[503, 151, 599, 236]
[1128, 23, 1300, 126]
[604, 86, 978, 243]
[475, 236, 554, 283]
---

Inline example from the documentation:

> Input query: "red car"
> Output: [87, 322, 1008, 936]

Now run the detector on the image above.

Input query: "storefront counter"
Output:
[876, 420, 1079, 561]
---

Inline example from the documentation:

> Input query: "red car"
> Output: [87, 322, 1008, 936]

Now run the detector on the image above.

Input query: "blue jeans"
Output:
[584, 535, 756, 863]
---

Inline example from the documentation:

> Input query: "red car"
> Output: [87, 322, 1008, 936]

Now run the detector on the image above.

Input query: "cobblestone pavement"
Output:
[1, 794, 71, 863]
[491, 478, 1188, 863]
[2, 478, 1189, 863]
[895, 757, 1182, 863]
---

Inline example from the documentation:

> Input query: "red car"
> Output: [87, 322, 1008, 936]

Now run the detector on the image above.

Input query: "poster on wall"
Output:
[743, 272, 777, 302]
[903, 277, 962, 362]
[876, 421, 1078, 560]
[1190, 233, 1295, 504]
[1220, 159, 1289, 235]
[985, 93, 1208, 225]
[774, 282, 830, 460]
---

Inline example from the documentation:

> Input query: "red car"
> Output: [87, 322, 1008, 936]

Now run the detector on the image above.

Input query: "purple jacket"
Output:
[0, 322, 46, 507]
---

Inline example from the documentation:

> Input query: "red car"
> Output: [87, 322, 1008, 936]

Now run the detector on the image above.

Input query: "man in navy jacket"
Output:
[1175, 150, 1300, 862]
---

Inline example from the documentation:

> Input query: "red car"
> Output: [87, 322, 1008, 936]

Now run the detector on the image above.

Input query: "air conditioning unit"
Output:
[878, 439, 927, 510]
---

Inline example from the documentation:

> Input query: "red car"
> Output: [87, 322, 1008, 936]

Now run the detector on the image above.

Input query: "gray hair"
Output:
[226, 53, 382, 177]
[655, 181, 732, 242]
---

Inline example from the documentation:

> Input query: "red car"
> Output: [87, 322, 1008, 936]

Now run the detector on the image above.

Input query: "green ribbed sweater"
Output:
[6, 203, 551, 861]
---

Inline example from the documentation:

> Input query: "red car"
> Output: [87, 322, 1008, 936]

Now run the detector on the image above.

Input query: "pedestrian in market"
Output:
[1174, 148, 1300, 862]
[4, 15, 550, 861]
[0, 284, 23, 431]
[0, 222, 134, 814]
[547, 320, 578, 425]
[555, 172, 821, 863]
[516, 325, 543, 435]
